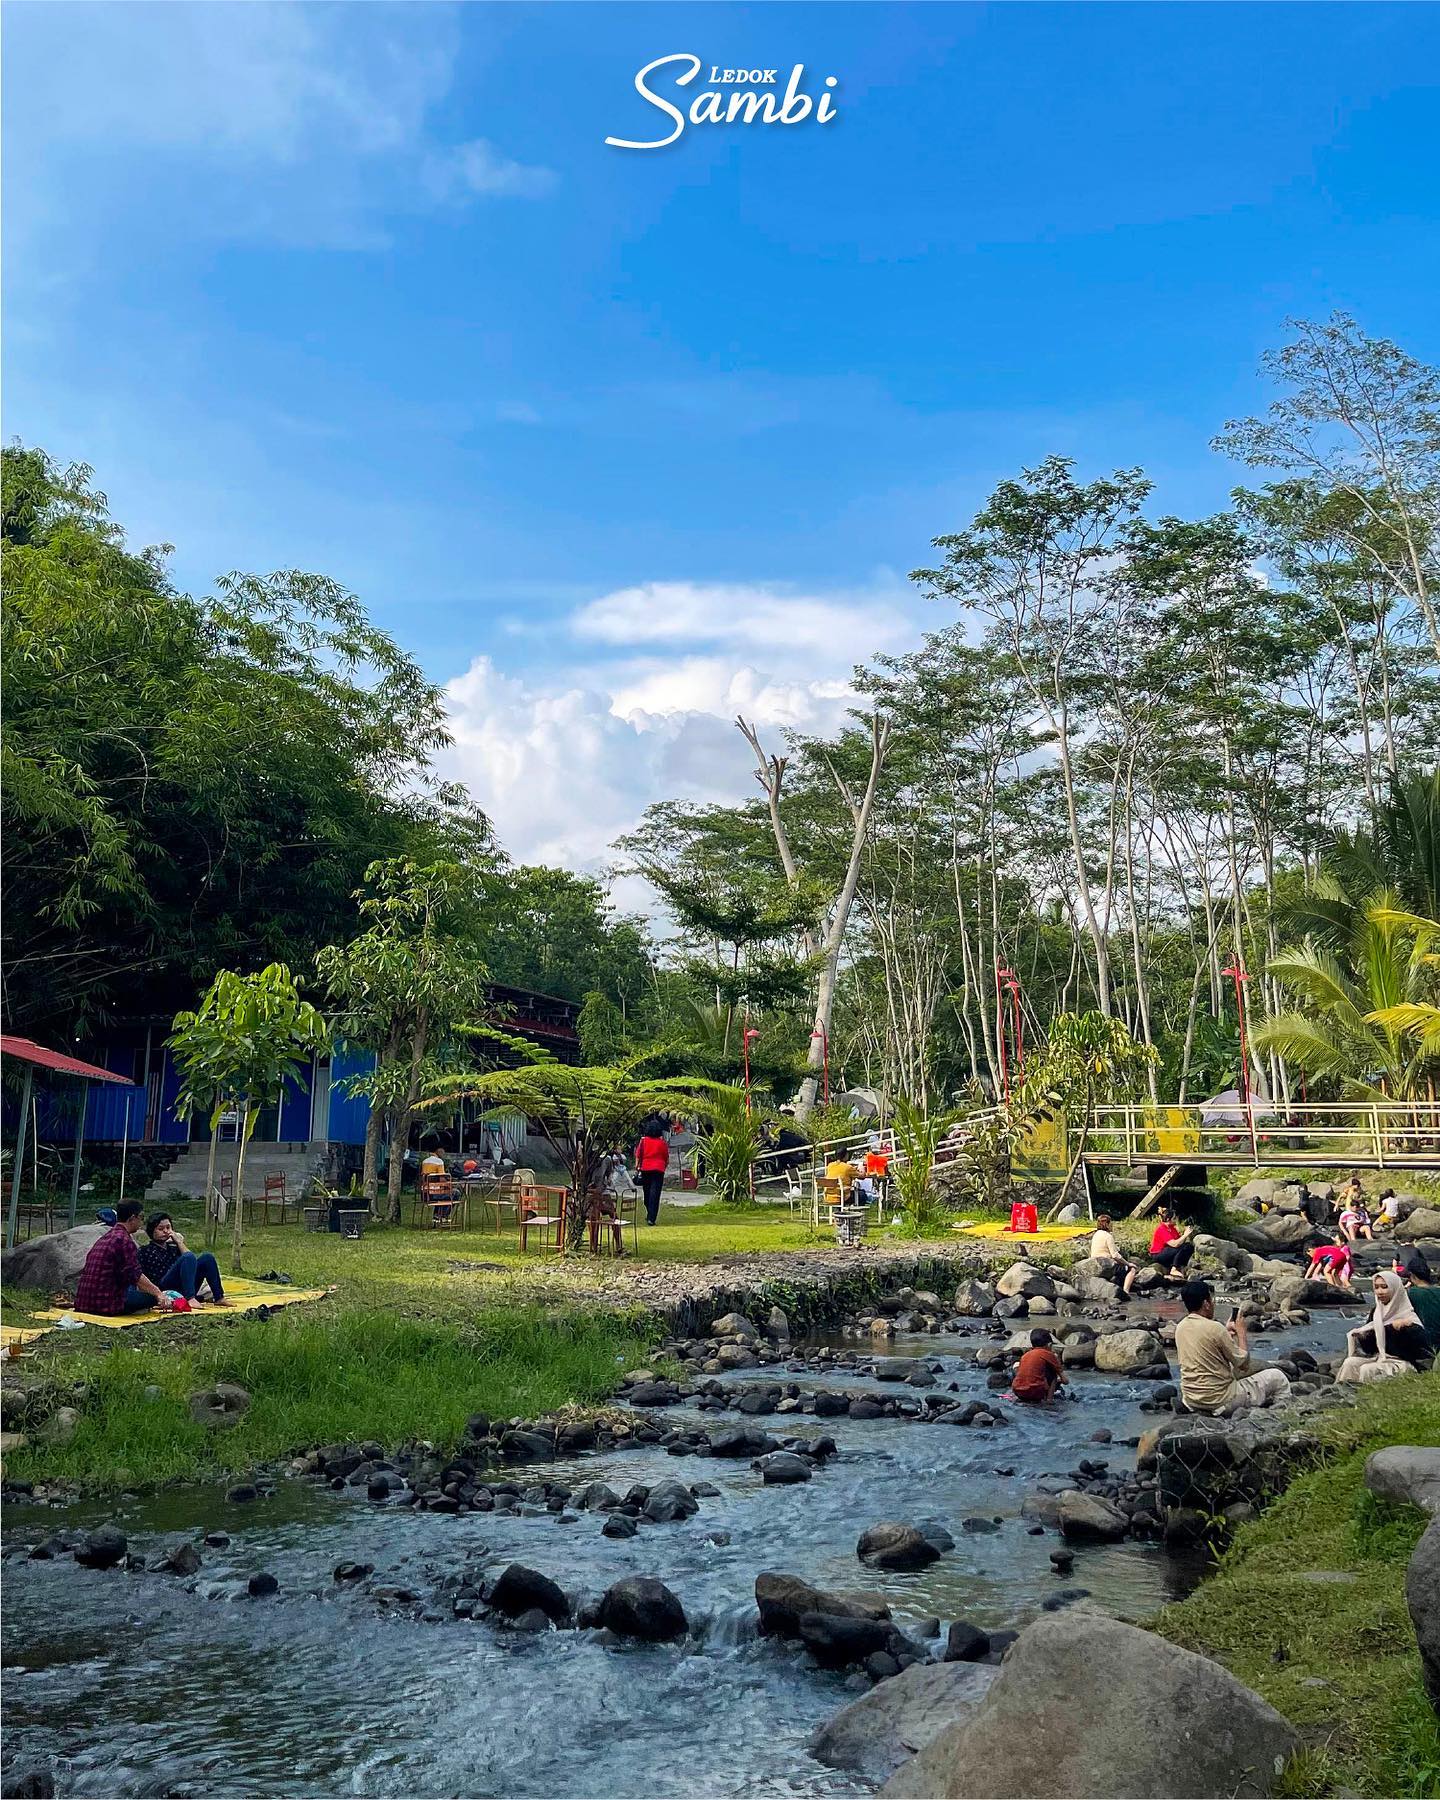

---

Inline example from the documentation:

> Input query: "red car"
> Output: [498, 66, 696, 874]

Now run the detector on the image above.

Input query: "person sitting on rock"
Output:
[1337, 1271, 1433, 1381]
[1089, 1214, 1137, 1296]
[1148, 1208, 1195, 1280]
[1394, 1249, 1440, 1351]
[138, 1212, 228, 1305]
[1338, 1190, 1374, 1244]
[1304, 1237, 1355, 1292]
[1374, 1187, 1403, 1230]
[73, 1198, 170, 1317]
[1010, 1328, 1066, 1405]
[1175, 1279, 1291, 1416]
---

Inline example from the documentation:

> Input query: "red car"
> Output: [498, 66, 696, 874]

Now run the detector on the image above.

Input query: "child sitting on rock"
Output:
[1010, 1328, 1066, 1405]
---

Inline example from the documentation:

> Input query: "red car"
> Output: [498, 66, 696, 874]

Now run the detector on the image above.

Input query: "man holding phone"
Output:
[1175, 1280, 1291, 1416]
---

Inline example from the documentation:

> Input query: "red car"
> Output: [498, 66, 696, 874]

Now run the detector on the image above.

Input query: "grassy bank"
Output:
[1155, 1373, 1440, 1799]
[2, 1303, 661, 1492]
[0, 1199, 857, 1494]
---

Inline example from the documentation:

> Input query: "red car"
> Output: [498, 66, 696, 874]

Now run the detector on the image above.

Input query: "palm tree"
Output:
[1254, 895, 1440, 1100]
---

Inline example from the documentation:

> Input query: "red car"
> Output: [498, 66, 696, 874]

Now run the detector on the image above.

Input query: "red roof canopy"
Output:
[0, 1036, 137, 1086]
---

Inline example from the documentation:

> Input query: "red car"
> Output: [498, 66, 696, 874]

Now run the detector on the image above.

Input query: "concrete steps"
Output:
[145, 1141, 325, 1204]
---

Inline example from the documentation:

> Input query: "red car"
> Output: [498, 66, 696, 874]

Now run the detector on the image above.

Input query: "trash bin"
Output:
[337, 1209, 367, 1240]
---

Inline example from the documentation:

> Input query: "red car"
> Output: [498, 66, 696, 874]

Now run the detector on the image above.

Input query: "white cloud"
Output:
[574, 579, 910, 661]
[4, 3, 554, 252]
[437, 576, 925, 872]
[426, 139, 558, 201]
[439, 656, 753, 871]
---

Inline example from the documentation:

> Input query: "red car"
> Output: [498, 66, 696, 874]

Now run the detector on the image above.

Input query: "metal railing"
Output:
[1078, 1100, 1440, 1169]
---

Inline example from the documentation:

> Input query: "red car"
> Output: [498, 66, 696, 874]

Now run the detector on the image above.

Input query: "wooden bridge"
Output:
[1069, 1100, 1440, 1173]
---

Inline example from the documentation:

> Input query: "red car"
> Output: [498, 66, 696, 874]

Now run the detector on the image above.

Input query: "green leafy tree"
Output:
[316, 860, 489, 1221]
[2, 445, 479, 1038]
[1015, 1012, 1158, 1213]
[1254, 895, 1439, 1100]
[170, 964, 328, 1268]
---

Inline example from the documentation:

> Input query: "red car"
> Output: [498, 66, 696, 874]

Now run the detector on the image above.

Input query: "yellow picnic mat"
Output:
[34, 1277, 329, 1331]
[953, 1221, 1092, 1243]
[1, 1325, 47, 1349]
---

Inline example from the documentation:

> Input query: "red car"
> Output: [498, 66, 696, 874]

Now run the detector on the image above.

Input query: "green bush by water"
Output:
[6, 1304, 660, 1493]
[1156, 1374, 1440, 1798]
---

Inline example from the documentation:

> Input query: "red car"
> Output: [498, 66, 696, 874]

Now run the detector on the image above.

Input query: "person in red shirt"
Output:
[634, 1116, 671, 1225]
[73, 1199, 168, 1316]
[1011, 1328, 1066, 1405]
[1148, 1207, 1195, 1279]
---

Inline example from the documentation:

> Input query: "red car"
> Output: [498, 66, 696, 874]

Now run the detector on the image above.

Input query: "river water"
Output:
[1, 1307, 1359, 1798]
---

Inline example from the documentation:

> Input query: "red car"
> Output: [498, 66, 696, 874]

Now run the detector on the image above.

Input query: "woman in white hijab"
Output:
[1336, 1270, 1431, 1382]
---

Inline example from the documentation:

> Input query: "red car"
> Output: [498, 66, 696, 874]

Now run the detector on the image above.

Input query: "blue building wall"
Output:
[326, 1043, 375, 1145]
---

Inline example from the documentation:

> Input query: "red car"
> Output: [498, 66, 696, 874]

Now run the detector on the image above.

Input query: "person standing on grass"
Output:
[1175, 1279, 1290, 1415]
[139, 1212, 228, 1305]
[73, 1199, 169, 1316]
[1011, 1328, 1066, 1405]
[635, 1116, 670, 1226]
[1149, 1207, 1195, 1279]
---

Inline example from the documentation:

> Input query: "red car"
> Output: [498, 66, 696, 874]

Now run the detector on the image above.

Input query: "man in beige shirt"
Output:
[1175, 1280, 1290, 1416]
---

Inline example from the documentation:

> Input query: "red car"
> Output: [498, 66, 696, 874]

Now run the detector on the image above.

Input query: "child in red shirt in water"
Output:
[1306, 1239, 1355, 1290]
[1011, 1328, 1066, 1405]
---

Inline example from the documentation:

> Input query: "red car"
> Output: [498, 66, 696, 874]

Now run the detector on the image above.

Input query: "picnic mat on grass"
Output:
[953, 1221, 1092, 1243]
[1, 1324, 47, 1349]
[34, 1277, 330, 1332]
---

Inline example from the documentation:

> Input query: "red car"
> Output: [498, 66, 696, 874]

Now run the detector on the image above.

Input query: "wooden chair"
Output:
[485, 1167, 535, 1234]
[247, 1172, 294, 1226]
[584, 1186, 637, 1257]
[518, 1182, 566, 1252]
[418, 1175, 465, 1229]
[812, 1173, 845, 1226]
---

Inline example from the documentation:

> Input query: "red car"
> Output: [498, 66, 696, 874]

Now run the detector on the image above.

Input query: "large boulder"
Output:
[811, 1660, 999, 1781]
[74, 1525, 127, 1569]
[642, 1479, 700, 1523]
[1270, 1277, 1346, 1312]
[488, 1563, 569, 1622]
[996, 1263, 1056, 1301]
[1258, 1212, 1311, 1250]
[951, 1280, 995, 1317]
[1094, 1329, 1164, 1374]
[0, 1223, 104, 1292]
[1057, 1490, 1130, 1542]
[798, 1611, 895, 1670]
[857, 1522, 942, 1571]
[711, 1311, 759, 1341]
[1365, 1447, 1440, 1515]
[597, 1576, 687, 1641]
[1407, 1516, 1440, 1707]
[1396, 1207, 1440, 1242]
[755, 1571, 890, 1638]
[188, 1383, 252, 1429]
[881, 1613, 1298, 1798]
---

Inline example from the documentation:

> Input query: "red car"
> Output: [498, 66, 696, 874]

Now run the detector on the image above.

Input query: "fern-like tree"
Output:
[418, 1062, 729, 1248]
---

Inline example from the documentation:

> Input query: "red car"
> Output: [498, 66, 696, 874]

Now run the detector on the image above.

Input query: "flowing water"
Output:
[1, 1307, 1360, 1798]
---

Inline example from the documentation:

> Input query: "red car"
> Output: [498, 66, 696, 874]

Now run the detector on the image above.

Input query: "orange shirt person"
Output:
[1011, 1328, 1066, 1405]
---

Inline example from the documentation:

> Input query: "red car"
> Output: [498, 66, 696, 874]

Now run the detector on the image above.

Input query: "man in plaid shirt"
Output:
[74, 1199, 167, 1316]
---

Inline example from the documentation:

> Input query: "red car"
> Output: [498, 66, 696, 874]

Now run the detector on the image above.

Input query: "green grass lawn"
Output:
[1155, 1373, 1440, 1799]
[0, 1198, 882, 1493]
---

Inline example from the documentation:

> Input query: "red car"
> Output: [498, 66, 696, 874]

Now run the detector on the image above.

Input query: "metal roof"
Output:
[0, 1036, 137, 1085]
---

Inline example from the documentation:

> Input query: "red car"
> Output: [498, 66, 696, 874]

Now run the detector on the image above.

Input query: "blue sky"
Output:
[5, 2, 1439, 871]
